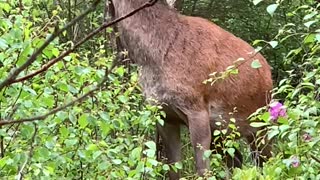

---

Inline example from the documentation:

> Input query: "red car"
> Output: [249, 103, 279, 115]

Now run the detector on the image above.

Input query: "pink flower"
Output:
[302, 133, 312, 142]
[291, 156, 300, 168]
[268, 101, 287, 123]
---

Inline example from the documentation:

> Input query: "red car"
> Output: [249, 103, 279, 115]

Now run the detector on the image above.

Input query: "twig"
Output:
[0, 0, 101, 91]
[3, 123, 21, 154]
[17, 123, 38, 180]
[0, 130, 3, 158]
[311, 154, 320, 164]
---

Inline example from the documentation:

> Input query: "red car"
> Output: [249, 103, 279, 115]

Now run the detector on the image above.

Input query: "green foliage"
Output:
[237, 1, 320, 179]
[183, 0, 320, 179]
[0, 0, 166, 179]
[1, 0, 320, 179]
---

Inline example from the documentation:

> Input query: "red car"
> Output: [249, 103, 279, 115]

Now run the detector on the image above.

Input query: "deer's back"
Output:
[117, 8, 272, 119]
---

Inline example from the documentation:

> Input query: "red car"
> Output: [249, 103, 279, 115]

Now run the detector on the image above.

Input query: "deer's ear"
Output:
[166, 0, 176, 7]
[159, 0, 175, 8]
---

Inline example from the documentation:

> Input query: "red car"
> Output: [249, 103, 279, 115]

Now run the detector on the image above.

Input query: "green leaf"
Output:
[250, 122, 268, 127]
[52, 48, 60, 57]
[118, 95, 129, 103]
[221, 129, 227, 135]
[213, 130, 221, 136]
[316, 34, 320, 42]
[251, 59, 262, 69]
[259, 112, 271, 122]
[65, 139, 78, 147]
[99, 112, 110, 121]
[59, 126, 69, 138]
[268, 128, 279, 140]
[203, 150, 212, 159]
[301, 82, 315, 89]
[304, 20, 317, 28]
[303, 12, 317, 20]
[112, 159, 122, 165]
[2, 3, 11, 13]
[163, 164, 170, 171]
[145, 141, 156, 151]
[268, 40, 278, 48]
[0, 157, 9, 168]
[227, 148, 235, 158]
[0, 38, 8, 50]
[20, 125, 34, 138]
[38, 147, 50, 158]
[253, 0, 263, 5]
[304, 34, 316, 44]
[78, 114, 89, 128]
[148, 159, 159, 166]
[17, 44, 33, 66]
[174, 162, 183, 169]
[277, 117, 288, 125]
[130, 147, 142, 159]
[253, 39, 265, 45]
[266, 4, 278, 16]
[106, 27, 113, 33]
[157, 119, 164, 126]
[58, 83, 68, 92]
[63, 56, 72, 61]
[116, 66, 125, 76]
[57, 111, 68, 122]
[42, 96, 54, 108]
[87, 144, 98, 151]
[279, 125, 290, 133]
[75, 66, 91, 75]
[145, 149, 155, 157]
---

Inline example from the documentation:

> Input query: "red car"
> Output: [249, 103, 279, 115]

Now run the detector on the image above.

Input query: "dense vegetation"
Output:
[0, 0, 319, 179]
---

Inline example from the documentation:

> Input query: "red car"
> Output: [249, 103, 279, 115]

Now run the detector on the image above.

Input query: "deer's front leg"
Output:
[157, 122, 181, 180]
[187, 110, 211, 176]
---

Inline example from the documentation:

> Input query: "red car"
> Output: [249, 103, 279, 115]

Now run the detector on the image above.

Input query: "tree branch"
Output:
[0, 0, 159, 126]
[11, 0, 159, 85]
[0, 0, 101, 91]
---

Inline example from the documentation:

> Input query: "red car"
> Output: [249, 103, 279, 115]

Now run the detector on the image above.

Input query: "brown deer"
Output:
[111, 0, 273, 179]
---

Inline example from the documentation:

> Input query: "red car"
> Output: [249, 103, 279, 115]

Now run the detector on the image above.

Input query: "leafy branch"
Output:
[0, 0, 158, 90]
[0, 0, 101, 91]
[12, 0, 159, 84]
[203, 42, 271, 86]
[0, 0, 159, 126]
[0, 60, 117, 126]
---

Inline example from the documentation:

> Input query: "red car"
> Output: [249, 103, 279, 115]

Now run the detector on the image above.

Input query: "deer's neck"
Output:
[112, 0, 176, 27]
[112, 0, 181, 65]
[112, 0, 167, 17]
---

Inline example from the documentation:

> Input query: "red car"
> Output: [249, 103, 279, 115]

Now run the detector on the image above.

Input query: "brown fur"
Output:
[111, 0, 273, 179]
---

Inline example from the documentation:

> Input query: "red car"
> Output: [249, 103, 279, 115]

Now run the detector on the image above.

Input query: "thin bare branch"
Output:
[311, 154, 320, 164]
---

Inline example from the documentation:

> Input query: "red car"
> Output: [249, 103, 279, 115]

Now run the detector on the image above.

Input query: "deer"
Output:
[111, 0, 273, 179]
